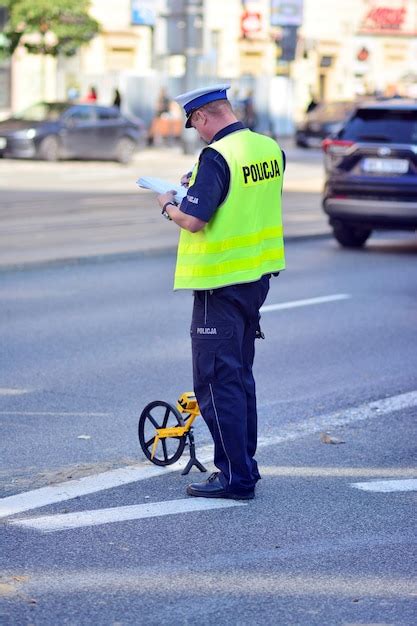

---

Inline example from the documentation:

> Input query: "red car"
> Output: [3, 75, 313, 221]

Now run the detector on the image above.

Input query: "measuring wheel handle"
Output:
[175, 392, 207, 474]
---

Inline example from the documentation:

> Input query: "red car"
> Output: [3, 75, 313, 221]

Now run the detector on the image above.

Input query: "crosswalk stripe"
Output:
[1, 389, 416, 520]
[0, 388, 32, 396]
[260, 293, 351, 312]
[256, 389, 417, 449]
[0, 464, 185, 519]
[9, 498, 246, 532]
[351, 479, 417, 493]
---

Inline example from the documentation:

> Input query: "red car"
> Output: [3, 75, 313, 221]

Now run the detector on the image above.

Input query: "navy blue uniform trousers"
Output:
[191, 275, 270, 494]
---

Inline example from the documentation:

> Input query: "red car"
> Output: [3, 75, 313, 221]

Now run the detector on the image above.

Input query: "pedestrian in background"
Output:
[147, 87, 181, 146]
[84, 86, 98, 103]
[156, 87, 170, 117]
[113, 88, 122, 108]
[306, 89, 319, 113]
[148, 88, 171, 145]
[242, 89, 257, 130]
[156, 85, 286, 500]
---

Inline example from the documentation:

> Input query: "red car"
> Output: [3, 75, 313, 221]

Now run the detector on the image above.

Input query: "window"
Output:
[65, 106, 94, 122]
[320, 56, 333, 68]
[15, 102, 68, 121]
[97, 107, 120, 121]
[341, 108, 417, 144]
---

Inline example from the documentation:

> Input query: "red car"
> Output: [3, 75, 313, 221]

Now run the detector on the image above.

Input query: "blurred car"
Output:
[321, 99, 417, 247]
[0, 102, 146, 164]
[295, 101, 354, 148]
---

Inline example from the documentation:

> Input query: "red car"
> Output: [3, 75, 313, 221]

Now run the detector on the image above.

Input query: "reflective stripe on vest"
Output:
[174, 129, 285, 290]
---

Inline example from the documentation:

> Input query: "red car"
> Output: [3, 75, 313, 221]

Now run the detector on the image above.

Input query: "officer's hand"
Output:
[181, 172, 192, 188]
[157, 190, 177, 209]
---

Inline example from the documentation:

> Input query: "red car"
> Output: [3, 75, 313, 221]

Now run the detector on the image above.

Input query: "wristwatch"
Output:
[161, 201, 174, 220]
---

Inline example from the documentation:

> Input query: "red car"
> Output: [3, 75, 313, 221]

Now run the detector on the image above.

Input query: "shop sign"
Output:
[271, 0, 303, 27]
[241, 10, 263, 37]
[359, 0, 417, 35]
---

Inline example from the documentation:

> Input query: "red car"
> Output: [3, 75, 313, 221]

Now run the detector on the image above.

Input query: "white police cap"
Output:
[175, 84, 231, 128]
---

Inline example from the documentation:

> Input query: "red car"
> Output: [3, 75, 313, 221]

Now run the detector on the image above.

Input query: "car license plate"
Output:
[362, 158, 409, 174]
[0, 137, 6, 149]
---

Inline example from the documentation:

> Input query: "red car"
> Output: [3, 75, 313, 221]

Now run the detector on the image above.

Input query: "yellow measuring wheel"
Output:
[138, 392, 207, 475]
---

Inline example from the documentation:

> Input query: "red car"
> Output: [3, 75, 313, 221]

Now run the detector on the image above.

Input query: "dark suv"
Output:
[322, 99, 417, 247]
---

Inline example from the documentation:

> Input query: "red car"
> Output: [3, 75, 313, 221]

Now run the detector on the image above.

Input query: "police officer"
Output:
[157, 84, 285, 500]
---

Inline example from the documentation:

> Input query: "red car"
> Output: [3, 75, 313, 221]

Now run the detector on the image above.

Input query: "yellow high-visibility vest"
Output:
[174, 129, 285, 290]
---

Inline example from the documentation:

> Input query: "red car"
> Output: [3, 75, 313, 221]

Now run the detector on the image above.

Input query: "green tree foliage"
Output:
[0, 0, 100, 57]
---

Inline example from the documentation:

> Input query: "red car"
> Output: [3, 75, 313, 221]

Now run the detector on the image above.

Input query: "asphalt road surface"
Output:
[1, 233, 416, 625]
[0, 144, 328, 268]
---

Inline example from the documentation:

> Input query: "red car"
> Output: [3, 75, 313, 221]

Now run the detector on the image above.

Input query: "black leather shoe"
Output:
[186, 472, 255, 500]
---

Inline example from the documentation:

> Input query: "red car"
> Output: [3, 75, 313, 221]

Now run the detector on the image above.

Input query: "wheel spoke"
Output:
[146, 411, 160, 429]
[162, 406, 170, 428]
[145, 436, 155, 449]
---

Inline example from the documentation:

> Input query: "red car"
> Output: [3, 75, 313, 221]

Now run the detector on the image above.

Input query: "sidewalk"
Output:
[0, 145, 330, 270]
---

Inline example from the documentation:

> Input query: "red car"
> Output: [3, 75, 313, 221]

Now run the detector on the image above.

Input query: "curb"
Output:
[0, 232, 332, 274]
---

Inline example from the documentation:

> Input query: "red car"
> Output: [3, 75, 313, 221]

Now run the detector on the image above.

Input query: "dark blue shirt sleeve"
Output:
[179, 147, 229, 223]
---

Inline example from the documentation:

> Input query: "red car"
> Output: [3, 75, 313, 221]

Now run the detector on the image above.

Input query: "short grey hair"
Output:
[198, 99, 233, 117]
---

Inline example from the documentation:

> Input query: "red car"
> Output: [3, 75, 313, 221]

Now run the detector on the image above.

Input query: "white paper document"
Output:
[137, 176, 187, 202]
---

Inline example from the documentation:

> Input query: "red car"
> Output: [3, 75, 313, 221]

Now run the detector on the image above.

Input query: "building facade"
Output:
[1, 0, 416, 133]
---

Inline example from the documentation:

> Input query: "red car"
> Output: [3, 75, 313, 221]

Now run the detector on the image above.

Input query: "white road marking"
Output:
[1, 389, 416, 520]
[9, 499, 246, 533]
[351, 479, 417, 493]
[0, 290, 78, 301]
[261, 466, 417, 478]
[0, 411, 109, 417]
[260, 293, 351, 313]
[0, 464, 186, 519]
[0, 388, 32, 396]
[256, 389, 417, 449]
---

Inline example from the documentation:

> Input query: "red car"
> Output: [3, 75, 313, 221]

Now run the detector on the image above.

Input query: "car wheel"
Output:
[38, 136, 61, 161]
[115, 137, 136, 164]
[332, 221, 372, 248]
